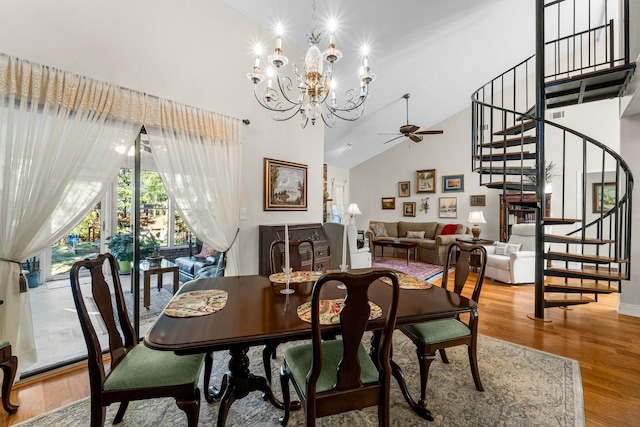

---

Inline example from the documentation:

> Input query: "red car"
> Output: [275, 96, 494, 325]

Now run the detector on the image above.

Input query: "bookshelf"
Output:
[499, 193, 551, 242]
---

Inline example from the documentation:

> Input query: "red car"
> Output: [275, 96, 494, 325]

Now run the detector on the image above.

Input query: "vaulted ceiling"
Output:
[225, 0, 535, 169]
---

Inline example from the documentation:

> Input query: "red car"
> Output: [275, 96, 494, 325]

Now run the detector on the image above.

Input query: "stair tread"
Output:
[476, 167, 537, 175]
[545, 280, 617, 293]
[544, 294, 595, 308]
[545, 267, 626, 280]
[482, 181, 538, 191]
[543, 217, 581, 225]
[480, 135, 537, 149]
[493, 120, 536, 136]
[544, 234, 615, 244]
[545, 251, 627, 263]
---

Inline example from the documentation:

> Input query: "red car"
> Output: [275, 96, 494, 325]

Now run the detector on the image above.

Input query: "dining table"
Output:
[144, 270, 478, 426]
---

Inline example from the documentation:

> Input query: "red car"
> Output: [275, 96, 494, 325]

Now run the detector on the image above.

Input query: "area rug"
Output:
[373, 258, 444, 281]
[15, 334, 584, 427]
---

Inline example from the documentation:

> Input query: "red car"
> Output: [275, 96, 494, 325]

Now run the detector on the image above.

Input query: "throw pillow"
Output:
[505, 243, 523, 255]
[406, 231, 425, 239]
[372, 223, 388, 237]
[196, 243, 218, 258]
[440, 224, 460, 235]
[494, 241, 508, 255]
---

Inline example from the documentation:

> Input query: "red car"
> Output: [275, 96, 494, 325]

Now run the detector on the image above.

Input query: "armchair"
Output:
[323, 222, 371, 270]
[484, 223, 536, 284]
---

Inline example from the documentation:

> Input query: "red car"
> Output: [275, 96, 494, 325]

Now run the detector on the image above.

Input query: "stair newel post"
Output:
[534, 0, 546, 320]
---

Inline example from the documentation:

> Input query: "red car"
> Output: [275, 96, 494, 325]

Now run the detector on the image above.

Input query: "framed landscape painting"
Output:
[381, 197, 396, 210]
[592, 182, 616, 213]
[263, 158, 308, 211]
[398, 181, 410, 197]
[439, 197, 457, 218]
[442, 174, 464, 192]
[416, 169, 436, 193]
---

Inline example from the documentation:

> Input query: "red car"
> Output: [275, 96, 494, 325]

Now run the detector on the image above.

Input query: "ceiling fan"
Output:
[380, 93, 444, 144]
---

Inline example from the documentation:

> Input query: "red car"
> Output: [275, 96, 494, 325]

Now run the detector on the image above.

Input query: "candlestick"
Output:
[340, 216, 348, 272]
[284, 224, 290, 272]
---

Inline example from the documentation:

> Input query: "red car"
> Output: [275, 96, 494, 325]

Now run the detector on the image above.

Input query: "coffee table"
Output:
[139, 259, 179, 308]
[373, 240, 419, 265]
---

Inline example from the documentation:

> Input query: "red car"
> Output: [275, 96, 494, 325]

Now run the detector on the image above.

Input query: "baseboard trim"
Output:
[618, 302, 640, 317]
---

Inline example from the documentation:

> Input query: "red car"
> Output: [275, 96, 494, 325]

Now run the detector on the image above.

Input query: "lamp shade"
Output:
[347, 203, 362, 215]
[467, 211, 486, 224]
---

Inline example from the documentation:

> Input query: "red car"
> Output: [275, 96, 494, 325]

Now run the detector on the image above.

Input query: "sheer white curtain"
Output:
[0, 54, 144, 369]
[332, 179, 346, 223]
[145, 98, 242, 276]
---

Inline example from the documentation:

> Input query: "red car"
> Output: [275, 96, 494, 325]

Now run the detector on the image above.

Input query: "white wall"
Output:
[619, 113, 640, 316]
[350, 108, 500, 238]
[0, 0, 325, 275]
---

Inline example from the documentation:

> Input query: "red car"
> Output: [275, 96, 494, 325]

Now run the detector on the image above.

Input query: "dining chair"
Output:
[69, 253, 213, 427]
[264, 238, 316, 384]
[400, 241, 487, 407]
[268, 238, 316, 276]
[0, 300, 19, 414]
[279, 269, 401, 426]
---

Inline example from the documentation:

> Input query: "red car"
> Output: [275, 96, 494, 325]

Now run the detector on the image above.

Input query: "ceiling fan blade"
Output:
[410, 134, 423, 143]
[400, 124, 419, 134]
[378, 133, 402, 136]
[415, 130, 444, 135]
[383, 135, 405, 144]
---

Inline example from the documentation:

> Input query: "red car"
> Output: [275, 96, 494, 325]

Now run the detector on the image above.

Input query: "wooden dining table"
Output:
[144, 271, 477, 426]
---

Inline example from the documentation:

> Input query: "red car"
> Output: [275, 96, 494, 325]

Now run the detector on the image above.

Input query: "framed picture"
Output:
[381, 197, 396, 210]
[398, 181, 410, 197]
[403, 202, 416, 217]
[263, 158, 308, 211]
[416, 169, 436, 193]
[470, 194, 486, 206]
[439, 197, 457, 218]
[592, 182, 616, 213]
[442, 174, 464, 192]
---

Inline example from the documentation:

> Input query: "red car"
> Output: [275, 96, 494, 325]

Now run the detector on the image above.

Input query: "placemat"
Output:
[380, 272, 433, 290]
[297, 299, 382, 325]
[269, 270, 323, 284]
[164, 289, 228, 318]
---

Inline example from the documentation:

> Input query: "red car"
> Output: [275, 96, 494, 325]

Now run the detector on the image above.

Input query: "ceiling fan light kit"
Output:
[247, 0, 375, 128]
[381, 93, 444, 144]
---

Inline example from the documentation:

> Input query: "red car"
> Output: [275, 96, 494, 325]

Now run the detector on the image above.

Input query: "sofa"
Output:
[484, 223, 536, 284]
[365, 221, 473, 266]
[174, 241, 225, 282]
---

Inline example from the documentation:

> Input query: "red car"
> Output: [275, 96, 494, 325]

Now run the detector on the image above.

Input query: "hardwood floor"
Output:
[1, 275, 639, 426]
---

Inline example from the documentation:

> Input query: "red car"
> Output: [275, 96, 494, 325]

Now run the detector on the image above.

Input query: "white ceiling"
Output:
[225, 0, 536, 169]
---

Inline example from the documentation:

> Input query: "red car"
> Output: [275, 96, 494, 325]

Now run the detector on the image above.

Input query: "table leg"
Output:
[215, 345, 299, 427]
[369, 331, 434, 421]
[157, 272, 163, 290]
[406, 248, 410, 266]
[173, 269, 179, 294]
[143, 272, 151, 309]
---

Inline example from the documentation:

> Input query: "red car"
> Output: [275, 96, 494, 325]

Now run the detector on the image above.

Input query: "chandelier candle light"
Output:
[467, 211, 487, 240]
[247, 0, 375, 128]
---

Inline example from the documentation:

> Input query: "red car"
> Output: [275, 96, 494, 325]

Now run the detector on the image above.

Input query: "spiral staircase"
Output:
[471, 0, 635, 318]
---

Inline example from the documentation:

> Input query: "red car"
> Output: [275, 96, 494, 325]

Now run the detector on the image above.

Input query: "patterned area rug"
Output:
[372, 258, 444, 281]
[16, 334, 584, 427]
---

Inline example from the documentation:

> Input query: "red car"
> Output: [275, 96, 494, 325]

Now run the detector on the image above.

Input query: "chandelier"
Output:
[247, 0, 375, 128]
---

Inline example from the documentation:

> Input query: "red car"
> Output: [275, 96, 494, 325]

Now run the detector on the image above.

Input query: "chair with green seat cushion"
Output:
[70, 253, 213, 427]
[400, 241, 487, 407]
[279, 269, 401, 427]
[0, 300, 19, 414]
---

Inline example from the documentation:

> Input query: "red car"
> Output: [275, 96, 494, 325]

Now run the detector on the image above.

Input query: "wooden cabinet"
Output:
[258, 223, 331, 275]
[499, 193, 551, 242]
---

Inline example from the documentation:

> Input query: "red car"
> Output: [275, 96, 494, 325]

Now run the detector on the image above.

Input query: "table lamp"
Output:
[467, 211, 486, 239]
[347, 203, 362, 223]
